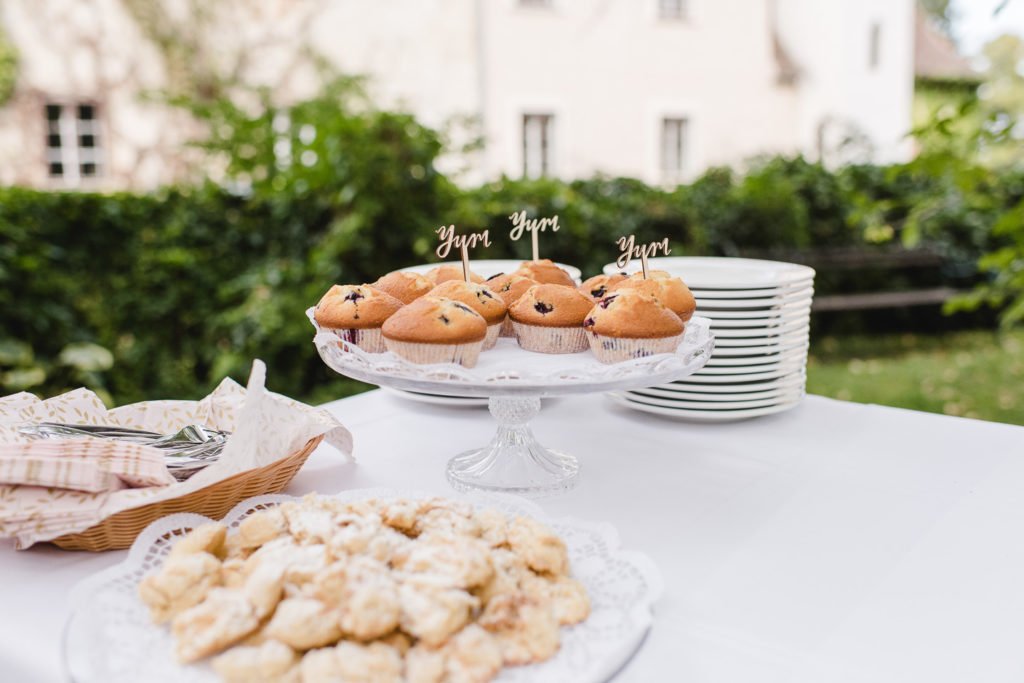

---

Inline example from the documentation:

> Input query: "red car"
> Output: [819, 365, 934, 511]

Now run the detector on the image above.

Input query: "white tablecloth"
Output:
[2, 392, 1024, 682]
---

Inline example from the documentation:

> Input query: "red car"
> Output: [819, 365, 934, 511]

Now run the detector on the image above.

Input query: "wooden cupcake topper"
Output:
[508, 210, 559, 261]
[436, 224, 492, 281]
[616, 235, 671, 279]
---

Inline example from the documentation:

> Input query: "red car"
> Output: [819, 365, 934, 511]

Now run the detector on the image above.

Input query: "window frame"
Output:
[658, 0, 688, 21]
[660, 116, 690, 183]
[44, 99, 104, 186]
[522, 113, 555, 179]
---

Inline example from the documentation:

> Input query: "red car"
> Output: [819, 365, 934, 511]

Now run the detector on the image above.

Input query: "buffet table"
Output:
[3, 391, 1024, 682]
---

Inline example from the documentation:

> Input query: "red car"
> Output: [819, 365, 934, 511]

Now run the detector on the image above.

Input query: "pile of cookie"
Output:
[138, 495, 589, 682]
[314, 258, 697, 367]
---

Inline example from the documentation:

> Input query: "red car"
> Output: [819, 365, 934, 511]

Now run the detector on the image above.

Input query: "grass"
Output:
[807, 329, 1024, 426]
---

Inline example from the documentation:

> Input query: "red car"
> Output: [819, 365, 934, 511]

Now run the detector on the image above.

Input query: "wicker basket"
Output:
[51, 436, 324, 552]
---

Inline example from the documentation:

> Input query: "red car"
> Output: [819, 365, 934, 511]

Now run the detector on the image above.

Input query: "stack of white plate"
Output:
[603, 257, 815, 422]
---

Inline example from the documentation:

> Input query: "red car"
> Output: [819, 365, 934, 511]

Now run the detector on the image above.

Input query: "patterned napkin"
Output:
[0, 440, 175, 492]
[0, 360, 353, 548]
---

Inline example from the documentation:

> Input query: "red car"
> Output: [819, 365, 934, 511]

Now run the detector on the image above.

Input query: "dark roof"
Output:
[915, 6, 980, 83]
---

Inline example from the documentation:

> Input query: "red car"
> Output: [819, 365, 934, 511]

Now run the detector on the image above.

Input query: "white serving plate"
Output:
[694, 355, 806, 375]
[65, 489, 663, 683]
[632, 384, 804, 402]
[609, 392, 803, 421]
[683, 365, 806, 383]
[690, 285, 814, 300]
[711, 336, 810, 355]
[700, 300, 813, 319]
[695, 291, 815, 309]
[403, 259, 582, 283]
[627, 385, 805, 405]
[382, 387, 489, 407]
[604, 256, 815, 290]
[707, 315, 811, 329]
[705, 345, 808, 367]
[713, 327, 810, 346]
[622, 390, 804, 411]
[665, 372, 806, 394]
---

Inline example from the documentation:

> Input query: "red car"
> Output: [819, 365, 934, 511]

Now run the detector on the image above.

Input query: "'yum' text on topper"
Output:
[508, 210, 559, 261]
[436, 225, 492, 281]
[616, 235, 671, 279]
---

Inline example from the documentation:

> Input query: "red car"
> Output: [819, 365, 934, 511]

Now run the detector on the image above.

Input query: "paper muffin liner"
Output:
[499, 316, 515, 338]
[483, 322, 502, 350]
[586, 331, 685, 364]
[329, 326, 386, 353]
[512, 321, 589, 354]
[383, 338, 484, 368]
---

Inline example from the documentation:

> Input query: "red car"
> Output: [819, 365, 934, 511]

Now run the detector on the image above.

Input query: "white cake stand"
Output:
[311, 311, 714, 496]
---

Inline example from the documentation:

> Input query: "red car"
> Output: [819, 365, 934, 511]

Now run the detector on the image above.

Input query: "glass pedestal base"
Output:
[445, 396, 579, 497]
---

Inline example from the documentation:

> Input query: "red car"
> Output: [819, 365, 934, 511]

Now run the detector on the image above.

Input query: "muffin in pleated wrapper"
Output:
[485, 273, 538, 338]
[583, 290, 686, 364]
[508, 284, 593, 354]
[426, 280, 507, 351]
[611, 270, 696, 322]
[313, 284, 403, 353]
[382, 296, 488, 368]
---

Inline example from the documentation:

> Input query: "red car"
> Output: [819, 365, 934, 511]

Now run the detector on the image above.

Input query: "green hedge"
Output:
[3, 121, 1023, 405]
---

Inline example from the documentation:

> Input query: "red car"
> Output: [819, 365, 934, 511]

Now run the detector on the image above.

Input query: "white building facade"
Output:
[0, 0, 916, 190]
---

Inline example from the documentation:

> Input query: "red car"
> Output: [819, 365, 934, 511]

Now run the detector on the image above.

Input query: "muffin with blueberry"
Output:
[612, 270, 696, 322]
[371, 270, 434, 304]
[514, 259, 576, 287]
[382, 296, 488, 367]
[578, 273, 627, 303]
[485, 273, 538, 337]
[426, 264, 484, 285]
[314, 284, 404, 353]
[508, 284, 593, 354]
[583, 290, 685, 363]
[427, 280, 507, 350]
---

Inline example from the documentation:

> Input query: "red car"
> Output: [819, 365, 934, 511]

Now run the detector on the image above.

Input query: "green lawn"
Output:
[807, 329, 1024, 426]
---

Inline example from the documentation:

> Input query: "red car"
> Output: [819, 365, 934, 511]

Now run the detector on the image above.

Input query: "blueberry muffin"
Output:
[371, 271, 434, 304]
[427, 281, 508, 350]
[583, 290, 685, 363]
[426, 264, 485, 285]
[382, 296, 488, 367]
[578, 273, 627, 303]
[484, 273, 538, 337]
[314, 284, 404, 353]
[508, 284, 593, 354]
[514, 259, 576, 287]
[612, 270, 696, 322]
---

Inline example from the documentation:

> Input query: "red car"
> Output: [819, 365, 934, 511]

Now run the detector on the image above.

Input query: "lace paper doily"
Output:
[65, 488, 663, 683]
[309, 308, 714, 395]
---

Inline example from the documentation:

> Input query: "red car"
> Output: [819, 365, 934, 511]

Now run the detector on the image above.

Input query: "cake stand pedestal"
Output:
[311, 312, 714, 497]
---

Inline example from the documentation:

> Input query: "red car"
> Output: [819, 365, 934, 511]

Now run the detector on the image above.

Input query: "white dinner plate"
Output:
[382, 388, 489, 407]
[609, 392, 803, 421]
[665, 371, 807, 393]
[695, 292, 815, 309]
[628, 384, 805, 403]
[713, 327, 810, 346]
[704, 317, 806, 333]
[403, 259, 582, 282]
[621, 390, 805, 411]
[690, 285, 814, 300]
[705, 345, 809, 367]
[604, 256, 815, 290]
[712, 336, 810, 355]
[682, 366, 806, 383]
[694, 355, 806, 375]
[700, 300, 812, 319]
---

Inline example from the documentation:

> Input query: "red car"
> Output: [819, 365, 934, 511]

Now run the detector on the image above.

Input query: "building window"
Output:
[659, 0, 687, 20]
[519, 0, 551, 7]
[45, 102, 102, 183]
[523, 113, 553, 179]
[661, 117, 689, 181]
[869, 22, 881, 69]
